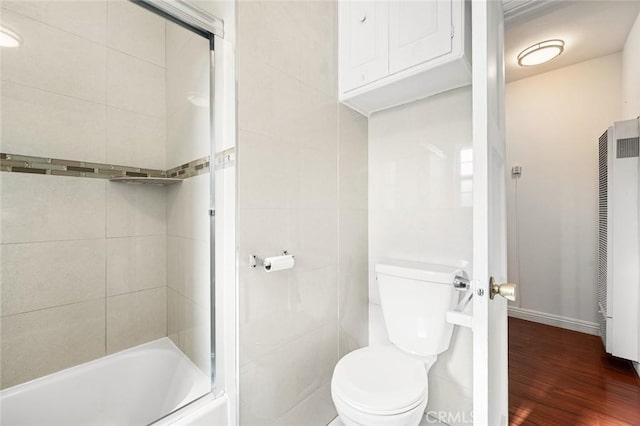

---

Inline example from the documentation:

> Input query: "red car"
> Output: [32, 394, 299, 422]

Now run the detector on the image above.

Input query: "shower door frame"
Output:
[132, 0, 237, 423]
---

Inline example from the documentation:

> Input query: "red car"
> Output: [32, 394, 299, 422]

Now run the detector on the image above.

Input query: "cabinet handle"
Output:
[359, 15, 367, 23]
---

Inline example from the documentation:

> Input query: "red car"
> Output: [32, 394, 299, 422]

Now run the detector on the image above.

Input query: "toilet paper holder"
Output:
[249, 251, 293, 268]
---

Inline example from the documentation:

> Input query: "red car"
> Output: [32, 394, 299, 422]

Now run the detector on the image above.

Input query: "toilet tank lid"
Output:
[375, 261, 463, 284]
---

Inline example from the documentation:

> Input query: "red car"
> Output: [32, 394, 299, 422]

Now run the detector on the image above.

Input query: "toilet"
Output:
[331, 261, 461, 426]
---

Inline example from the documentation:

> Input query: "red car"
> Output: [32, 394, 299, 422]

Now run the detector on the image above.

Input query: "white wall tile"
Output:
[0, 10, 107, 103]
[1, 0, 107, 44]
[106, 182, 166, 238]
[237, 2, 303, 82]
[368, 303, 390, 346]
[166, 106, 211, 169]
[297, 208, 338, 271]
[272, 381, 336, 426]
[165, 20, 209, 117]
[180, 298, 211, 376]
[337, 104, 368, 358]
[338, 208, 368, 357]
[107, 106, 165, 169]
[294, 1, 337, 97]
[295, 266, 338, 323]
[106, 235, 166, 296]
[107, 49, 166, 118]
[298, 100, 338, 210]
[237, 2, 344, 424]
[239, 274, 294, 351]
[426, 373, 473, 426]
[338, 105, 368, 210]
[369, 88, 473, 269]
[240, 321, 337, 424]
[165, 20, 210, 168]
[106, 287, 167, 354]
[237, 54, 308, 141]
[0, 174, 106, 244]
[1, 239, 105, 316]
[107, 0, 166, 67]
[166, 174, 210, 240]
[429, 327, 473, 395]
[1, 81, 107, 162]
[166, 236, 210, 306]
[167, 287, 182, 344]
[237, 130, 300, 210]
[368, 88, 474, 418]
[237, 1, 336, 98]
[0, 299, 106, 389]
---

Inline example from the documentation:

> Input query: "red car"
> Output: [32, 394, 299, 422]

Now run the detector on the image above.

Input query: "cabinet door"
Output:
[339, 1, 389, 93]
[389, 0, 452, 74]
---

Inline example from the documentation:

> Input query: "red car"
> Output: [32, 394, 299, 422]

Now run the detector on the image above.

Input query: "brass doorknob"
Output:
[489, 277, 517, 301]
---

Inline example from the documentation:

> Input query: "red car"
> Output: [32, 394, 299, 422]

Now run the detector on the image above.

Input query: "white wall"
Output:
[505, 53, 622, 330]
[236, 2, 369, 425]
[622, 11, 640, 119]
[368, 87, 474, 425]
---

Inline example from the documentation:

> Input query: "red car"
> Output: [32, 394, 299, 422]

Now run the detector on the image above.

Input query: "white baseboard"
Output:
[633, 362, 640, 378]
[508, 306, 600, 336]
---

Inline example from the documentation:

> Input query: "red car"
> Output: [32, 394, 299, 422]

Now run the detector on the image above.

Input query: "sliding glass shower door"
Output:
[0, 1, 216, 423]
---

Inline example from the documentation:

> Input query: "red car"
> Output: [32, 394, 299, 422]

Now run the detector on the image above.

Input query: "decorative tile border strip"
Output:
[214, 147, 235, 170]
[166, 156, 210, 179]
[0, 153, 220, 181]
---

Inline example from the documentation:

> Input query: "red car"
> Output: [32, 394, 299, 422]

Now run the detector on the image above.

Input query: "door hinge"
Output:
[451, 25, 454, 39]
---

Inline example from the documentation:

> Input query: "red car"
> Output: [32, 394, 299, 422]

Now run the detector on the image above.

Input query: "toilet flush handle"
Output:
[453, 275, 470, 291]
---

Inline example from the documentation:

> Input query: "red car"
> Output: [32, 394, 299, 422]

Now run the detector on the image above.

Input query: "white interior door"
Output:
[472, 1, 509, 426]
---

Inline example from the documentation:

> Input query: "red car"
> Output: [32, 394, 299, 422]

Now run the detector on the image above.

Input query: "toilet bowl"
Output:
[330, 261, 462, 426]
[331, 346, 435, 426]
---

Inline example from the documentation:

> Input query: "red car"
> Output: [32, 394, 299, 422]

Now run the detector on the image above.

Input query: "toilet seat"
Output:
[331, 346, 427, 416]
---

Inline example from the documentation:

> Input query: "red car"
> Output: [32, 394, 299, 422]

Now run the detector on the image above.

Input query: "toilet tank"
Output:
[376, 261, 462, 356]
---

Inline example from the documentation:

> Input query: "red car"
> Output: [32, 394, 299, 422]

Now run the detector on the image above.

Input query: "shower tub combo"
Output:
[0, 339, 226, 425]
[0, 0, 236, 424]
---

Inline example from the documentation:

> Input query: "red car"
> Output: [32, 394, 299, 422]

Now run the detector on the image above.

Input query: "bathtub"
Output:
[0, 338, 224, 426]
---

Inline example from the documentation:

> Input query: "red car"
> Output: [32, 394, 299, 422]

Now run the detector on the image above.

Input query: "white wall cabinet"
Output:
[339, 0, 471, 116]
[339, 1, 389, 91]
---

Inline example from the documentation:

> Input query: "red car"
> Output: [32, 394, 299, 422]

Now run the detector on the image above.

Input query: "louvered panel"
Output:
[597, 130, 608, 347]
[616, 137, 640, 159]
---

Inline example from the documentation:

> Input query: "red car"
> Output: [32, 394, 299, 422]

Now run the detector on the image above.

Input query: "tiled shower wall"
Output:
[165, 13, 212, 378]
[0, 0, 211, 388]
[237, 2, 368, 425]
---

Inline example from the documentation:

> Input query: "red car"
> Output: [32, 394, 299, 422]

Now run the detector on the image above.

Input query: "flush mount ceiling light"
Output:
[0, 26, 21, 48]
[517, 39, 564, 67]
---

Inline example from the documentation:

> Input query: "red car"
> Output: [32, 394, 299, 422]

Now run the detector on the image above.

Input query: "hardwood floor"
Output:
[509, 318, 640, 425]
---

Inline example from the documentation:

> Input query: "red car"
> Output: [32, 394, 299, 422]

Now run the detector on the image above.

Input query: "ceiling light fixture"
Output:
[517, 39, 564, 67]
[0, 26, 21, 48]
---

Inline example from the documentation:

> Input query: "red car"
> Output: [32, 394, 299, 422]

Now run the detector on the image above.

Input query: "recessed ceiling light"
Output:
[517, 39, 564, 67]
[0, 26, 21, 48]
